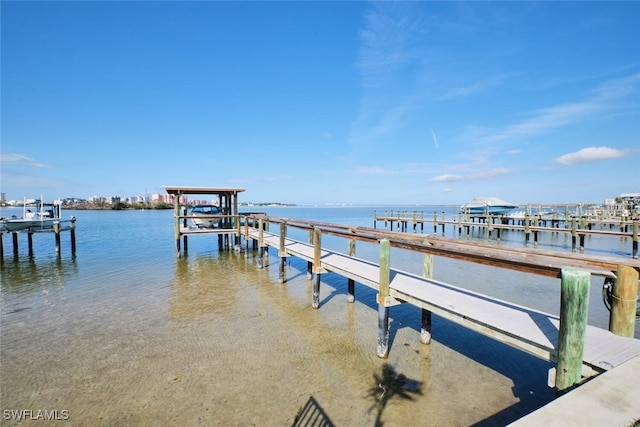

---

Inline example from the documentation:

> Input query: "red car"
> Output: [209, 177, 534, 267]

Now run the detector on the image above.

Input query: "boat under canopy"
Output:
[461, 197, 517, 215]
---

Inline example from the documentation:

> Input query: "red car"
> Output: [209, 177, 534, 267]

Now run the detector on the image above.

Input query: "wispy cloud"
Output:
[439, 74, 512, 101]
[470, 72, 640, 145]
[349, 3, 426, 148]
[354, 166, 396, 175]
[554, 146, 629, 165]
[431, 168, 510, 182]
[0, 153, 50, 168]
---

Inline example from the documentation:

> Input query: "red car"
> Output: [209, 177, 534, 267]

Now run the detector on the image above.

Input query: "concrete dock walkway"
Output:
[510, 355, 640, 426]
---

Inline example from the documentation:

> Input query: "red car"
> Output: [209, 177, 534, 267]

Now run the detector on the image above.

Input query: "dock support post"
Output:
[609, 265, 638, 337]
[377, 239, 391, 358]
[524, 215, 530, 246]
[70, 218, 76, 255]
[556, 269, 590, 392]
[571, 218, 577, 252]
[421, 238, 433, 344]
[307, 230, 313, 279]
[12, 232, 18, 255]
[173, 196, 181, 254]
[54, 222, 61, 253]
[28, 232, 34, 255]
[258, 219, 264, 268]
[244, 220, 249, 257]
[312, 228, 322, 309]
[278, 223, 286, 283]
[0, 232, 3, 258]
[347, 236, 355, 302]
[632, 221, 638, 259]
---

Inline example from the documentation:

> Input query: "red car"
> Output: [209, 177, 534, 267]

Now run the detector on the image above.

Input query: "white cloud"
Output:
[354, 166, 395, 175]
[431, 168, 510, 182]
[554, 146, 628, 165]
[431, 173, 463, 182]
[0, 153, 50, 168]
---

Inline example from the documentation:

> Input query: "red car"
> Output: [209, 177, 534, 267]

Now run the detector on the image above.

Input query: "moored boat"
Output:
[461, 197, 517, 216]
[190, 204, 223, 229]
[2, 198, 63, 232]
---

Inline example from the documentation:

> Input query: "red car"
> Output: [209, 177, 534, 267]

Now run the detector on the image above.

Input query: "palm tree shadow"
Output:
[368, 363, 422, 426]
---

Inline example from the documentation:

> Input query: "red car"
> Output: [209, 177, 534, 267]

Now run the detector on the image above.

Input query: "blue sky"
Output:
[2, 1, 639, 205]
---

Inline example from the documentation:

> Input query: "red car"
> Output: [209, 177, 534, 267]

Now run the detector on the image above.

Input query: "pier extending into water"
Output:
[165, 187, 640, 395]
[374, 210, 640, 259]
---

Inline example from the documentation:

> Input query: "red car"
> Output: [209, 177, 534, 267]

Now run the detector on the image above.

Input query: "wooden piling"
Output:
[28, 232, 34, 255]
[258, 218, 264, 268]
[70, 218, 76, 254]
[307, 230, 313, 279]
[12, 232, 18, 255]
[173, 197, 181, 253]
[556, 269, 590, 391]
[278, 222, 286, 283]
[377, 238, 391, 358]
[609, 265, 639, 337]
[54, 222, 61, 253]
[312, 228, 322, 309]
[633, 220, 638, 259]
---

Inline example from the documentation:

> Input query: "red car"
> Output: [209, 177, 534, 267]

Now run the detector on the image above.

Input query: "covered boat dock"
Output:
[165, 186, 246, 253]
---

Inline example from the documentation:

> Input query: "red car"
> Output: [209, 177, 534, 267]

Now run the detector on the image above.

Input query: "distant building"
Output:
[151, 193, 187, 205]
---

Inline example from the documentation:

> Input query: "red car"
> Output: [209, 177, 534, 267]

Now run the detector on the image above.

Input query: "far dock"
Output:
[373, 209, 639, 258]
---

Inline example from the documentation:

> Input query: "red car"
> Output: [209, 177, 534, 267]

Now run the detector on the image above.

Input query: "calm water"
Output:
[1, 206, 636, 426]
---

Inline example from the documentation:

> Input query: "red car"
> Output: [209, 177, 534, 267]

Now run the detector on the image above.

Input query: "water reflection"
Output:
[170, 252, 243, 319]
[0, 254, 78, 297]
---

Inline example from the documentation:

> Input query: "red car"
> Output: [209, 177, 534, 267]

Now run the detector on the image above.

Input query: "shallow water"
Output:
[1, 206, 635, 425]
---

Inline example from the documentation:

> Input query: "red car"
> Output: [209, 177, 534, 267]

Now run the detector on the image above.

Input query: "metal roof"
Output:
[164, 186, 245, 195]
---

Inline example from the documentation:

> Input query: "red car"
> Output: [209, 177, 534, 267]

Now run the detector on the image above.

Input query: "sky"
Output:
[1, 1, 639, 206]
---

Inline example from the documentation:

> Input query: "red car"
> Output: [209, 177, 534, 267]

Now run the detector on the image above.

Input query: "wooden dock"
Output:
[373, 210, 639, 259]
[247, 225, 640, 374]
[233, 215, 639, 393]
[163, 187, 640, 392]
[0, 219, 77, 257]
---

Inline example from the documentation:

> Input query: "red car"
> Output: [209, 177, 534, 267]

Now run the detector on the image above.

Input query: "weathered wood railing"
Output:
[243, 215, 640, 391]
[373, 210, 639, 259]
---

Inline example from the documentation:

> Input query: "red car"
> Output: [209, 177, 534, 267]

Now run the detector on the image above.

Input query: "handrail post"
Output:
[556, 269, 590, 392]
[377, 238, 391, 358]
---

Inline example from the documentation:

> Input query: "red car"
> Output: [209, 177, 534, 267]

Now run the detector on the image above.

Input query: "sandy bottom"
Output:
[1, 250, 555, 426]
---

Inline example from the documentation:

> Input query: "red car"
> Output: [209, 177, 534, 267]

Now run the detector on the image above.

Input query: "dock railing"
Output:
[243, 215, 640, 391]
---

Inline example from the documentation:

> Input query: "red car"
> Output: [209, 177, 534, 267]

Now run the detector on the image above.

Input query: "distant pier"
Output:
[373, 210, 639, 259]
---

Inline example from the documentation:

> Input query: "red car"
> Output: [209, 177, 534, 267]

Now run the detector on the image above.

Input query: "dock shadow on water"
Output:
[368, 363, 422, 426]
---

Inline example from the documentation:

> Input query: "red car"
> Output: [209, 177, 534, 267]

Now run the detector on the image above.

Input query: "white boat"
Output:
[190, 204, 223, 229]
[461, 197, 517, 216]
[2, 198, 62, 232]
